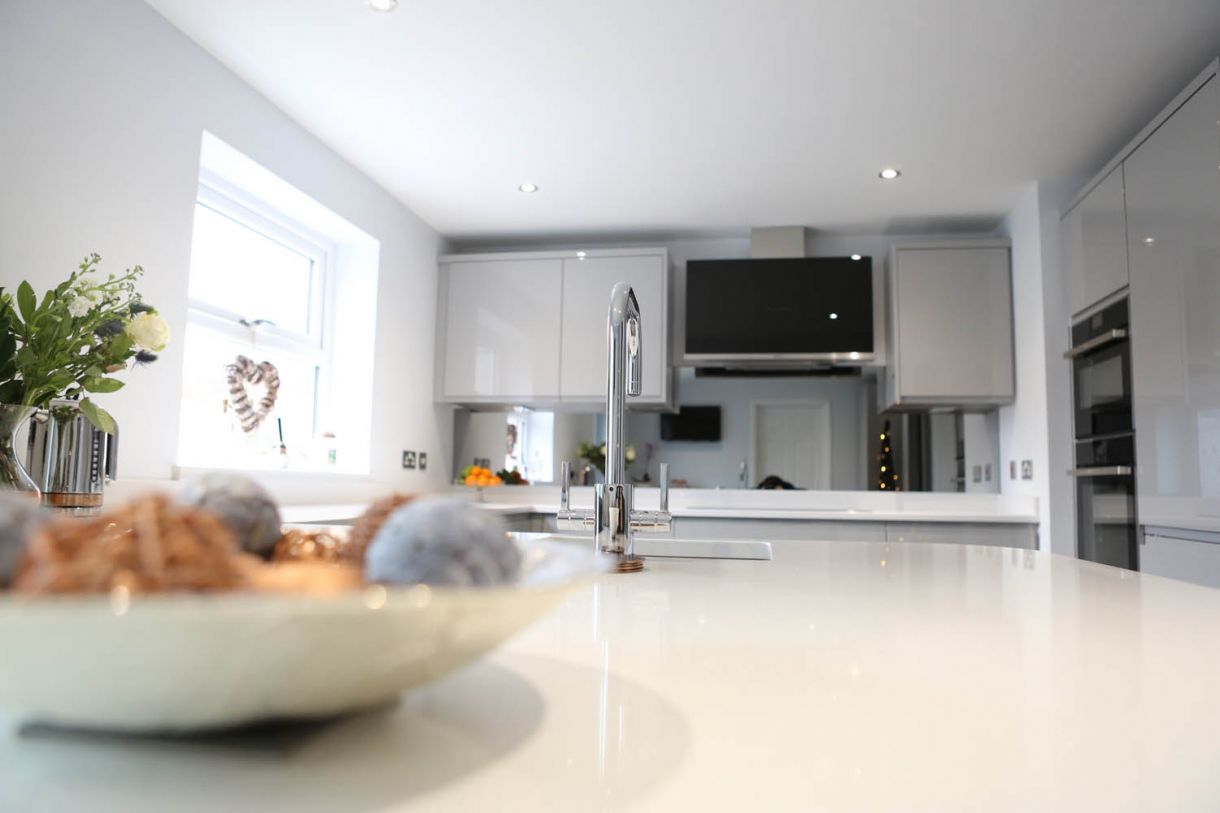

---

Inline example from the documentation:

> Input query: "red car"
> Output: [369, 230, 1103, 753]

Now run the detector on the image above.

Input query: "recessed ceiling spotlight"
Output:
[576, 251, 587, 260]
[518, 182, 539, 193]
[829, 313, 839, 320]
[367, 0, 398, 11]
[850, 254, 862, 261]
[878, 168, 901, 181]
[1142, 236, 1156, 246]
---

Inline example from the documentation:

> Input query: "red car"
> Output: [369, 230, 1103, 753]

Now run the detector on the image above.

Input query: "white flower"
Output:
[625, 444, 637, 463]
[67, 297, 92, 318]
[85, 290, 103, 306]
[125, 312, 171, 351]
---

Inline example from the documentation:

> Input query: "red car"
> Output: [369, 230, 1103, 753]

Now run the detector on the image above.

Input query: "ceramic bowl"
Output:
[0, 538, 602, 732]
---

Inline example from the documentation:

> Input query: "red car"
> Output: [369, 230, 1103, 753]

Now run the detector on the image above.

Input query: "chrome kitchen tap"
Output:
[558, 282, 671, 572]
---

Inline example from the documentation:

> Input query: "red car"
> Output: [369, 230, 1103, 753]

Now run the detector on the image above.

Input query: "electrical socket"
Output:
[402, 450, 416, 470]
[972, 465, 982, 483]
[1021, 460, 1033, 480]
[418, 452, 427, 471]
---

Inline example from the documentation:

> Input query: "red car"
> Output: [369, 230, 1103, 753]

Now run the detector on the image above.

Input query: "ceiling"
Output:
[144, 0, 1220, 242]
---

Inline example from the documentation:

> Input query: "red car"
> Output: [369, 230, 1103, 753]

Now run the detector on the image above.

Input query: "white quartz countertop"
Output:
[5, 538, 1219, 811]
[280, 487, 1039, 525]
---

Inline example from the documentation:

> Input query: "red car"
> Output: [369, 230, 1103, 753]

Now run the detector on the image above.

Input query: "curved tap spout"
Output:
[605, 283, 641, 487]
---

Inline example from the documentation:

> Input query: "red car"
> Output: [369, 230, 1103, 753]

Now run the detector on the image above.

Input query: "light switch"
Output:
[419, 452, 427, 471]
[1009, 461, 1017, 480]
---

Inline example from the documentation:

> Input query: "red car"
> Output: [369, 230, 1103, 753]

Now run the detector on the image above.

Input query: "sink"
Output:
[541, 534, 772, 561]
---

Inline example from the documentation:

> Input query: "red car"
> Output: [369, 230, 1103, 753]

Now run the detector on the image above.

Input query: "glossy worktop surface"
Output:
[3, 538, 1218, 811]
[278, 486, 1040, 525]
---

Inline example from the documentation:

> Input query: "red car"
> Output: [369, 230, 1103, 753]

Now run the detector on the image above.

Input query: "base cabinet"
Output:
[544, 514, 1037, 549]
[1141, 532, 1220, 589]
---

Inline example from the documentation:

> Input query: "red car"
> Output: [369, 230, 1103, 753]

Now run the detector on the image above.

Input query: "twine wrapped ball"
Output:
[365, 497, 521, 587]
[180, 474, 283, 559]
[0, 495, 47, 587]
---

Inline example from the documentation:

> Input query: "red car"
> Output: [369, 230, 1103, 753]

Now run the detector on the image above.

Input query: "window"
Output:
[177, 133, 379, 475]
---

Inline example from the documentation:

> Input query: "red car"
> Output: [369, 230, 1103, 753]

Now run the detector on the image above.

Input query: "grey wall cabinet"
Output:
[437, 248, 671, 408]
[885, 241, 1015, 409]
[558, 251, 670, 406]
[1061, 166, 1130, 318]
[1125, 74, 1220, 537]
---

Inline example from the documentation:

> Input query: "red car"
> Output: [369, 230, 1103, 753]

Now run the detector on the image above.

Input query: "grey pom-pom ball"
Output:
[365, 497, 521, 587]
[180, 474, 282, 558]
[0, 495, 47, 587]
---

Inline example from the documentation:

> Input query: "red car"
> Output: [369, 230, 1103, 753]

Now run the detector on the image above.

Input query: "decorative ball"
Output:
[179, 474, 282, 559]
[365, 497, 521, 587]
[13, 495, 242, 594]
[346, 493, 415, 564]
[0, 494, 47, 588]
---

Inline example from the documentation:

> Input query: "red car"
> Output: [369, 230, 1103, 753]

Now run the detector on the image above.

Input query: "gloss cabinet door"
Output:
[440, 258, 563, 401]
[1062, 166, 1130, 317]
[559, 252, 669, 404]
[1125, 75, 1220, 533]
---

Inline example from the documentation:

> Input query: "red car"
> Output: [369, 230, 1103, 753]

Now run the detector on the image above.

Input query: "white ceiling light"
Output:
[829, 312, 839, 320]
[576, 251, 587, 259]
[850, 254, 862, 261]
[518, 182, 539, 193]
[878, 168, 901, 181]
[367, 0, 398, 11]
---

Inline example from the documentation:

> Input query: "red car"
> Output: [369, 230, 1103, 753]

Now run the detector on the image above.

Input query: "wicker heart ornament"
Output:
[226, 355, 280, 433]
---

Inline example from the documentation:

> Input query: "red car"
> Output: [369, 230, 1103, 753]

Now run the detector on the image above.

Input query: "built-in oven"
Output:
[1067, 298, 1138, 570]
[1067, 299, 1132, 439]
[1072, 433, 1137, 569]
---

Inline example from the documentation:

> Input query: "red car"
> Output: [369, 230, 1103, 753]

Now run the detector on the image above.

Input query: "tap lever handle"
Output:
[560, 461, 571, 511]
[659, 462, 669, 512]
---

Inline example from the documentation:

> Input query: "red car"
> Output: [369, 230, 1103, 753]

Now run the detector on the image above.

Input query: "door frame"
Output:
[750, 399, 832, 490]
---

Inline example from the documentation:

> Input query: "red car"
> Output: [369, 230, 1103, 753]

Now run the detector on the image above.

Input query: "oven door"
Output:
[1073, 465, 1138, 570]
[1071, 336, 1132, 439]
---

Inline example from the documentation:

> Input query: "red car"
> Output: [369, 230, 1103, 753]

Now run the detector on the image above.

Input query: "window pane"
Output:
[177, 322, 342, 471]
[188, 202, 316, 336]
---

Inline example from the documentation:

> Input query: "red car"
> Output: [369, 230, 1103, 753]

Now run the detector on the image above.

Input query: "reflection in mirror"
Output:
[450, 372, 1001, 493]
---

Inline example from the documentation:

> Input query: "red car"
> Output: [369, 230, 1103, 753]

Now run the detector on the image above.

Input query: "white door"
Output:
[751, 401, 831, 490]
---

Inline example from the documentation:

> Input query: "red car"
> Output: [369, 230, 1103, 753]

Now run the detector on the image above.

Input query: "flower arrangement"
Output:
[0, 254, 169, 432]
[577, 441, 636, 475]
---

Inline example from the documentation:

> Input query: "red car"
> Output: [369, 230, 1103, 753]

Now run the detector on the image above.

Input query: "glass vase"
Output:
[0, 404, 39, 498]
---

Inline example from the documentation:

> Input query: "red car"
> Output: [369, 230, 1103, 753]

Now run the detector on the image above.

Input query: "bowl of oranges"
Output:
[460, 465, 503, 488]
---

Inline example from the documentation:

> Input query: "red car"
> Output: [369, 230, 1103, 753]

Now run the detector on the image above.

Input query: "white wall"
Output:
[996, 181, 1076, 553]
[0, 0, 452, 499]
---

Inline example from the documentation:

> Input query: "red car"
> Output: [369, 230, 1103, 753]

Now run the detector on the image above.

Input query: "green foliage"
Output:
[0, 254, 165, 432]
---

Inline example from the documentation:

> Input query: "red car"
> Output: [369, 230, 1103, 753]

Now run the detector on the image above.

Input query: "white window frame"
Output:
[187, 172, 337, 436]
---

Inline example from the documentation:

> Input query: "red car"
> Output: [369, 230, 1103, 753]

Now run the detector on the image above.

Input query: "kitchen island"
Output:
[3, 536, 1218, 811]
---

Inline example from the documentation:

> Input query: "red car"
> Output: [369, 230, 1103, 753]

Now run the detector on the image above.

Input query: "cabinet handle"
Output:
[1064, 328, 1127, 359]
[1068, 465, 1133, 477]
